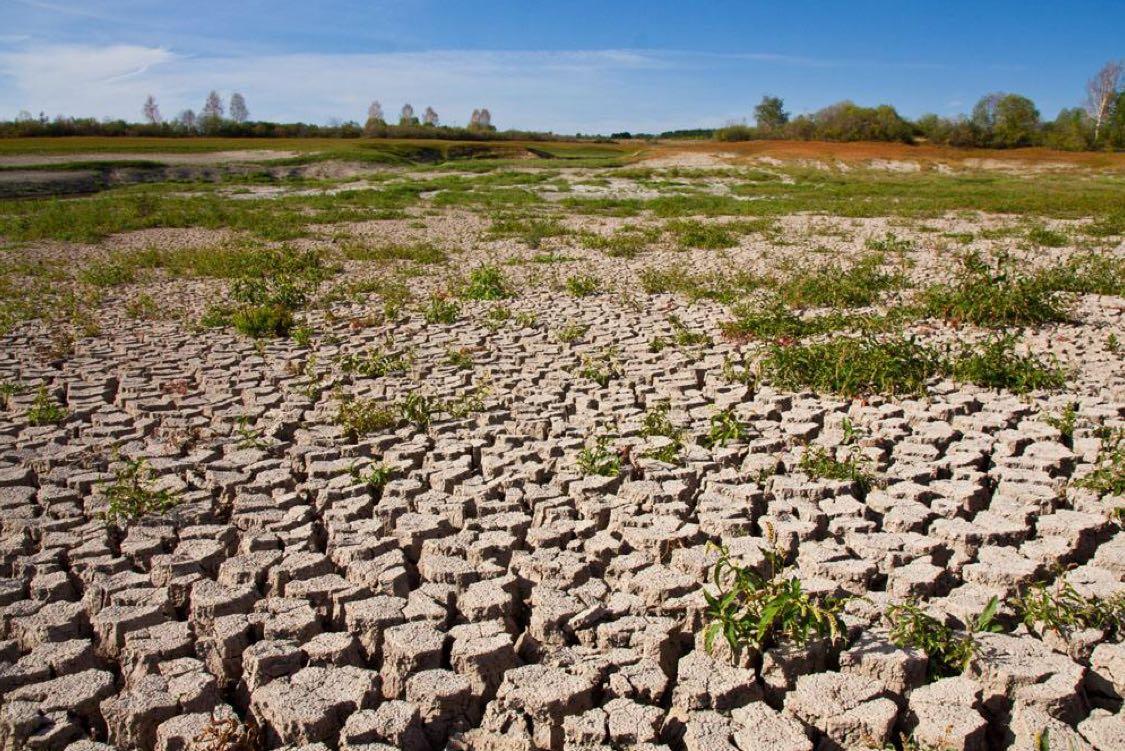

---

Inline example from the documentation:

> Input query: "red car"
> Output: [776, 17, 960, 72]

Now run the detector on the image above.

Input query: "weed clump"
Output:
[761, 336, 942, 398]
[424, 294, 460, 324]
[101, 459, 179, 523]
[776, 254, 903, 309]
[1012, 577, 1124, 638]
[921, 252, 1068, 327]
[460, 265, 515, 300]
[946, 334, 1067, 394]
[1036, 253, 1124, 297]
[335, 398, 398, 439]
[565, 273, 602, 297]
[797, 445, 876, 495]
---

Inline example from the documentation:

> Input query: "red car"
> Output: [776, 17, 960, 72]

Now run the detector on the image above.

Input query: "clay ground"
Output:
[0, 140, 1123, 751]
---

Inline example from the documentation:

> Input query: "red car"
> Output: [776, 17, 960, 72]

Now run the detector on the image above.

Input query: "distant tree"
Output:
[423, 106, 439, 126]
[971, 92, 1003, 131]
[176, 109, 197, 131]
[16, 109, 33, 122]
[399, 103, 417, 126]
[991, 93, 1040, 148]
[201, 90, 224, 121]
[1045, 108, 1093, 151]
[754, 95, 789, 132]
[367, 100, 385, 123]
[478, 108, 492, 129]
[469, 109, 481, 128]
[229, 93, 249, 123]
[1106, 90, 1125, 149]
[142, 95, 161, 125]
[1085, 60, 1123, 143]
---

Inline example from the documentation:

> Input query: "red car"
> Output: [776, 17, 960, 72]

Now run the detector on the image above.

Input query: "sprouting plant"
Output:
[101, 459, 179, 523]
[668, 314, 711, 347]
[865, 233, 915, 255]
[0, 380, 27, 410]
[555, 322, 588, 343]
[703, 542, 849, 658]
[235, 416, 266, 449]
[648, 337, 668, 353]
[338, 347, 411, 377]
[1011, 577, 1124, 638]
[1044, 402, 1079, 444]
[639, 401, 683, 463]
[350, 461, 393, 491]
[578, 350, 622, 387]
[886, 597, 999, 680]
[704, 407, 747, 448]
[720, 353, 757, 386]
[399, 392, 439, 427]
[565, 273, 602, 297]
[798, 445, 876, 496]
[514, 311, 538, 328]
[291, 325, 313, 347]
[26, 386, 67, 426]
[840, 416, 862, 445]
[577, 434, 622, 477]
[424, 294, 460, 324]
[445, 348, 474, 369]
[1107, 333, 1120, 354]
[1075, 429, 1124, 497]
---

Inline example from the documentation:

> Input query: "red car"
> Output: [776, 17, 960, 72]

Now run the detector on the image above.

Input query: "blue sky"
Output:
[1, 1, 1122, 133]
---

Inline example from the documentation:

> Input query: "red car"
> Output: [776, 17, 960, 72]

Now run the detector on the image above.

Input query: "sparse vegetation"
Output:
[1012, 577, 1124, 638]
[797, 445, 876, 495]
[577, 433, 622, 477]
[460, 264, 516, 300]
[887, 597, 1000, 679]
[101, 458, 179, 523]
[1075, 429, 1124, 497]
[26, 386, 67, 426]
[761, 336, 943, 398]
[921, 252, 1068, 327]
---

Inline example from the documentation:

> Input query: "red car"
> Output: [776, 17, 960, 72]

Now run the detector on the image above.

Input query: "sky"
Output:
[1, 1, 1122, 133]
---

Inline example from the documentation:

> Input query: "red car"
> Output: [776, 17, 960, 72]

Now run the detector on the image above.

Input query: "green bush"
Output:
[461, 265, 515, 300]
[921, 252, 1067, 327]
[947, 334, 1066, 393]
[230, 305, 295, 339]
[760, 336, 943, 397]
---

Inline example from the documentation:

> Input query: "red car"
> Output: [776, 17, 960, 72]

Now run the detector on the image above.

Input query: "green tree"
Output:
[992, 93, 1040, 147]
[1044, 108, 1093, 151]
[754, 95, 789, 133]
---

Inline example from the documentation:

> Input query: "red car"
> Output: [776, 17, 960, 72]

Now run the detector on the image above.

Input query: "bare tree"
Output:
[399, 103, 415, 126]
[142, 95, 161, 125]
[201, 90, 224, 121]
[367, 100, 384, 123]
[176, 109, 197, 131]
[423, 106, 439, 126]
[1086, 60, 1123, 142]
[229, 93, 249, 123]
[478, 108, 492, 129]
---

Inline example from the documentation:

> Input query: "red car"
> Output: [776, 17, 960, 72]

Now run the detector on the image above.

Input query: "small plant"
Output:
[230, 304, 295, 338]
[424, 294, 460, 324]
[0, 381, 27, 410]
[338, 347, 411, 377]
[26, 386, 67, 426]
[798, 445, 876, 496]
[776, 254, 903, 309]
[351, 461, 393, 491]
[886, 597, 999, 680]
[1074, 429, 1124, 497]
[556, 322, 588, 343]
[1011, 577, 1124, 639]
[703, 542, 849, 657]
[639, 401, 683, 463]
[865, 233, 915, 254]
[125, 293, 162, 320]
[667, 219, 738, 250]
[461, 265, 515, 300]
[668, 315, 711, 347]
[1044, 402, 1079, 444]
[704, 407, 748, 448]
[514, 311, 539, 328]
[101, 459, 179, 523]
[191, 708, 258, 751]
[336, 397, 398, 439]
[445, 348, 474, 369]
[578, 350, 622, 387]
[235, 416, 266, 449]
[577, 434, 622, 477]
[565, 273, 602, 297]
[399, 392, 439, 427]
[1026, 226, 1068, 248]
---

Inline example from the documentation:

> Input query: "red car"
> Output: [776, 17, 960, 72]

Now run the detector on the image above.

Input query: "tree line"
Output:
[714, 60, 1125, 150]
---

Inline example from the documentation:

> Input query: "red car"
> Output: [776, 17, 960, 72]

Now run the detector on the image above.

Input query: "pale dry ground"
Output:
[0, 153, 1123, 751]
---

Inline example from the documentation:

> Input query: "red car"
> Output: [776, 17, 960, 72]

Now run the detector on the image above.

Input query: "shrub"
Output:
[1036, 253, 1124, 297]
[1026, 226, 1068, 247]
[101, 459, 179, 523]
[338, 347, 411, 377]
[336, 398, 398, 439]
[921, 253, 1068, 327]
[704, 408, 748, 448]
[703, 543, 849, 657]
[667, 219, 738, 250]
[777, 254, 903, 308]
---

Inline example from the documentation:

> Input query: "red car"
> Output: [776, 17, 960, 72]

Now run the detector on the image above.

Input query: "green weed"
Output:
[101, 459, 179, 523]
[424, 294, 460, 324]
[460, 265, 515, 300]
[26, 386, 67, 426]
[1075, 429, 1124, 497]
[565, 273, 602, 297]
[577, 434, 622, 477]
[761, 336, 942, 398]
[921, 252, 1068, 327]
[798, 445, 876, 495]
[1012, 577, 1124, 638]
[887, 597, 1000, 679]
